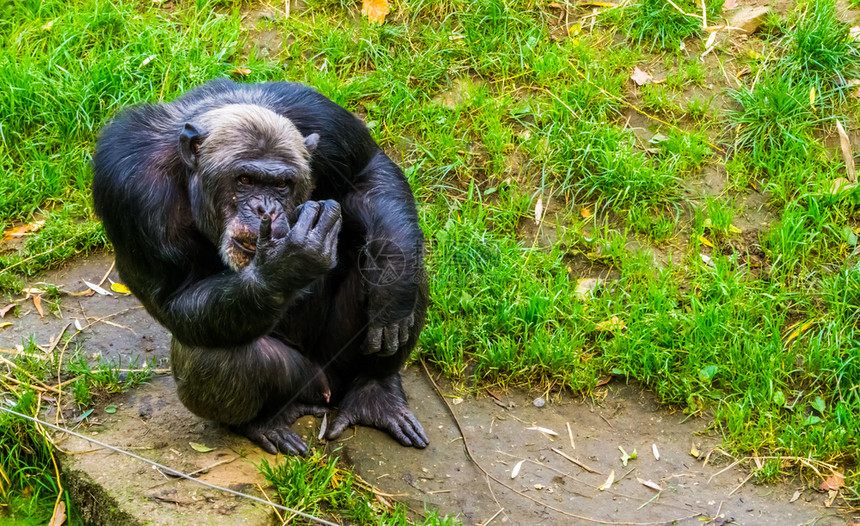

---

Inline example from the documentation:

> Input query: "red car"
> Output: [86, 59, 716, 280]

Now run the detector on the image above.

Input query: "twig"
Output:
[481, 507, 504, 526]
[0, 237, 78, 275]
[728, 473, 754, 496]
[552, 448, 601, 474]
[97, 260, 116, 287]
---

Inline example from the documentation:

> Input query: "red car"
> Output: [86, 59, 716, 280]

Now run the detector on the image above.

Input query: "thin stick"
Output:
[98, 260, 116, 287]
[0, 237, 78, 275]
[552, 448, 601, 474]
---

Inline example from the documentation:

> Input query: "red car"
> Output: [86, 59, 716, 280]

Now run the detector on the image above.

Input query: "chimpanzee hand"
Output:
[362, 312, 415, 357]
[252, 200, 342, 290]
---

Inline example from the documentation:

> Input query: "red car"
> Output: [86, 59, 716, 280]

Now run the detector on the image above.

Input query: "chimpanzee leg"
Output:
[171, 336, 330, 455]
[317, 267, 429, 448]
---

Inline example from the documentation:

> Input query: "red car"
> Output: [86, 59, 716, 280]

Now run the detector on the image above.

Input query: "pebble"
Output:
[533, 397, 545, 408]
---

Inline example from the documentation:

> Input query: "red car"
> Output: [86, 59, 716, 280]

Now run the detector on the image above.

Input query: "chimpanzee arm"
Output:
[342, 152, 425, 356]
[130, 201, 342, 349]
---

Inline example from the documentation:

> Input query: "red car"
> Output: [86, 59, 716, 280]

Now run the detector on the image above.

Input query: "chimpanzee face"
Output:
[178, 104, 319, 270]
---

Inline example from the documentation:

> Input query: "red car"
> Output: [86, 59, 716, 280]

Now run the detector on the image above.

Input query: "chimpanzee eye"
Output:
[239, 175, 251, 185]
[276, 180, 288, 189]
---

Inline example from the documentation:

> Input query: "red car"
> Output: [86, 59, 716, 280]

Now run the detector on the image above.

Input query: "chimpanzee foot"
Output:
[325, 375, 428, 448]
[237, 402, 328, 456]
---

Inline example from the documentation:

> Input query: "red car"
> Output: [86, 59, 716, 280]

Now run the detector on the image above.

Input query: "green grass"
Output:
[602, 0, 725, 51]
[4, 0, 860, 518]
[262, 451, 459, 525]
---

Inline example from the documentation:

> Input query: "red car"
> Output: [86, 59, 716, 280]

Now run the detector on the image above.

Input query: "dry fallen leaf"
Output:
[318, 412, 328, 441]
[698, 235, 715, 248]
[637, 477, 663, 491]
[0, 304, 14, 318]
[652, 443, 660, 461]
[189, 442, 215, 453]
[599, 470, 615, 491]
[723, 0, 737, 8]
[362, 0, 390, 25]
[535, 197, 543, 225]
[831, 177, 856, 194]
[527, 426, 559, 436]
[0, 322, 12, 330]
[819, 472, 845, 492]
[789, 490, 801, 503]
[110, 282, 132, 295]
[690, 443, 701, 458]
[630, 67, 653, 86]
[48, 500, 66, 526]
[511, 459, 525, 479]
[230, 67, 251, 77]
[2, 221, 44, 242]
[32, 295, 44, 318]
[835, 121, 856, 183]
[84, 281, 113, 296]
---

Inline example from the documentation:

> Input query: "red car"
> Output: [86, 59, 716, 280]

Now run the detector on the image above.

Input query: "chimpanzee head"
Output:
[178, 104, 319, 270]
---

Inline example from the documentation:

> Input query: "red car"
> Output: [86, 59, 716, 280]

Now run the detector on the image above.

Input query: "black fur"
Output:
[92, 80, 428, 455]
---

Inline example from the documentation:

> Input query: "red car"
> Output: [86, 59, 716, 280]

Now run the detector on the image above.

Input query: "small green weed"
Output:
[261, 451, 460, 525]
[606, 0, 724, 51]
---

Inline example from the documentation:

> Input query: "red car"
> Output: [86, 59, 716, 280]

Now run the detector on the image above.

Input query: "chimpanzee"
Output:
[92, 79, 428, 455]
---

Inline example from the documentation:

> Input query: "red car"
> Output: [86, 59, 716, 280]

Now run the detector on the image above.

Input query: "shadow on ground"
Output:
[0, 254, 852, 525]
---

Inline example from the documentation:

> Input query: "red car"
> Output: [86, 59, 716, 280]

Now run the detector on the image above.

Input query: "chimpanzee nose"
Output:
[249, 197, 279, 219]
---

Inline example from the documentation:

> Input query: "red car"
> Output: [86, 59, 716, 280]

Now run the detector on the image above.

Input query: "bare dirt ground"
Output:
[1, 253, 855, 525]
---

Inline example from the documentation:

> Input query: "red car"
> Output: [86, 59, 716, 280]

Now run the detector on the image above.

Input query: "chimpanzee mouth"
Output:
[232, 238, 257, 255]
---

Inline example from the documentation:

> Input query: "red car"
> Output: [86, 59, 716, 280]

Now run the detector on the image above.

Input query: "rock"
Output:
[533, 397, 546, 408]
[729, 6, 772, 34]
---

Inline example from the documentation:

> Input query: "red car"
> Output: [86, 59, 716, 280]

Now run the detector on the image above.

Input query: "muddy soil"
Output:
[1, 254, 854, 525]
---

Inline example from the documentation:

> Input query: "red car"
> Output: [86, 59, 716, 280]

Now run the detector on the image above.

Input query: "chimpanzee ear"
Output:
[304, 133, 320, 154]
[179, 123, 205, 169]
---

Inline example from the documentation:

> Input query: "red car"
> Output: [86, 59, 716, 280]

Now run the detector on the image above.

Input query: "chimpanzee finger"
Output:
[258, 214, 272, 242]
[380, 323, 399, 357]
[363, 326, 383, 354]
[322, 216, 342, 265]
[401, 413, 428, 448]
[248, 429, 278, 454]
[270, 428, 308, 456]
[398, 314, 412, 346]
[291, 201, 322, 240]
[325, 413, 353, 440]
[314, 200, 341, 232]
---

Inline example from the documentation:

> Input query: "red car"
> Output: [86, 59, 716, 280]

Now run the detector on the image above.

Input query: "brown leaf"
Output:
[49, 500, 66, 526]
[362, 0, 389, 25]
[32, 295, 44, 317]
[819, 472, 845, 492]
[2, 221, 44, 242]
[595, 375, 612, 387]
[630, 67, 653, 86]
[0, 304, 14, 318]
[835, 121, 856, 183]
[230, 67, 251, 77]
